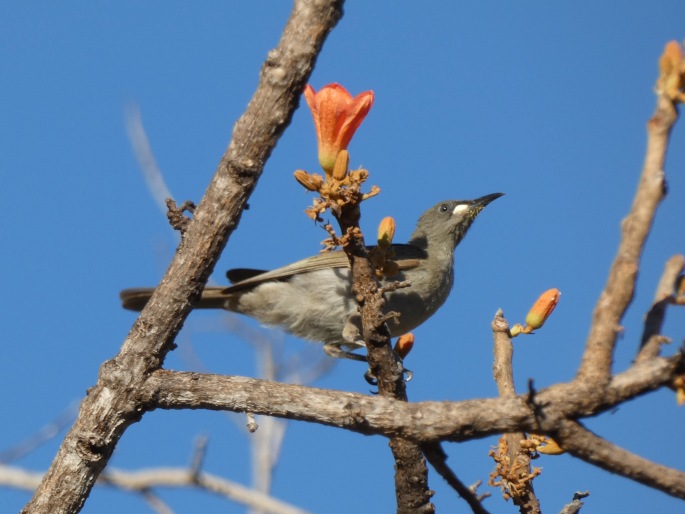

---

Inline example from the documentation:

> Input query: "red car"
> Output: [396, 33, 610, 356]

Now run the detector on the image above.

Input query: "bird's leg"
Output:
[339, 314, 413, 384]
[322, 342, 368, 362]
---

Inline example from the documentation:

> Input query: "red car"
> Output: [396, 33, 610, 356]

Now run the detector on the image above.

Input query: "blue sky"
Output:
[2, 2, 684, 513]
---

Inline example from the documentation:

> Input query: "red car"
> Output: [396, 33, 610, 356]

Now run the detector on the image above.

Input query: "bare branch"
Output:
[552, 420, 685, 499]
[22, 2, 344, 512]
[422, 443, 490, 514]
[139, 490, 175, 514]
[124, 103, 175, 216]
[189, 435, 208, 479]
[558, 491, 589, 514]
[102, 468, 311, 514]
[637, 254, 685, 361]
[144, 352, 683, 444]
[0, 401, 78, 464]
[490, 311, 541, 513]
[3, 463, 310, 514]
[577, 94, 677, 385]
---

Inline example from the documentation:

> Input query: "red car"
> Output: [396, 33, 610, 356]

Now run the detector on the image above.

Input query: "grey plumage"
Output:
[121, 194, 502, 355]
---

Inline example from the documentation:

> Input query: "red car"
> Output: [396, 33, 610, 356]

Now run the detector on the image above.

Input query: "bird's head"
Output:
[409, 193, 504, 251]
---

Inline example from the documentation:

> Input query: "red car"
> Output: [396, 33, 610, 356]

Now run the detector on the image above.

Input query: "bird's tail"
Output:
[120, 287, 232, 311]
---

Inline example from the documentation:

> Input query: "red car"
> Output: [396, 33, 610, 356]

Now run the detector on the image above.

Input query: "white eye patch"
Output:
[452, 204, 469, 215]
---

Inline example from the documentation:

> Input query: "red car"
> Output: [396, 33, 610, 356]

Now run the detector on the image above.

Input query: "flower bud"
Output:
[394, 333, 414, 359]
[331, 149, 350, 181]
[531, 434, 565, 455]
[525, 288, 560, 330]
[377, 216, 396, 248]
[657, 41, 685, 103]
[675, 376, 685, 406]
[294, 170, 323, 192]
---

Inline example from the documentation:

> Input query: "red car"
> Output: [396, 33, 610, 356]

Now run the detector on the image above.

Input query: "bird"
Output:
[121, 193, 503, 360]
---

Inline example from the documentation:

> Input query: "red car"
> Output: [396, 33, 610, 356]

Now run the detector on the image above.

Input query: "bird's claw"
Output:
[363, 364, 413, 386]
[364, 368, 378, 386]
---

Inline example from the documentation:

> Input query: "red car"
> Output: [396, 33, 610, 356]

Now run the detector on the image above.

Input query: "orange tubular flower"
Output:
[304, 83, 374, 176]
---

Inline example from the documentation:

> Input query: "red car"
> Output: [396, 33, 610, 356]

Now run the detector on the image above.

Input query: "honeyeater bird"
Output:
[121, 193, 503, 360]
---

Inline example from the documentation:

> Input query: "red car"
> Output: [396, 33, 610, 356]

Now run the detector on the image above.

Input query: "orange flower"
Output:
[304, 83, 374, 176]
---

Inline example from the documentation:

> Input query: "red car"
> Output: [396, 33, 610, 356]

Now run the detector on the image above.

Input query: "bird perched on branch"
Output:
[121, 193, 502, 360]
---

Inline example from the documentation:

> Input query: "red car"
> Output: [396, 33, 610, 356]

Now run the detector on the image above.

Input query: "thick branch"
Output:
[22, 2, 343, 513]
[144, 353, 683, 443]
[577, 95, 677, 385]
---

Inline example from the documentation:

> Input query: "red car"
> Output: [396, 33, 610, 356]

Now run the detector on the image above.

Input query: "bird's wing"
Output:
[391, 244, 427, 270]
[223, 244, 426, 293]
[226, 268, 269, 283]
[222, 251, 350, 293]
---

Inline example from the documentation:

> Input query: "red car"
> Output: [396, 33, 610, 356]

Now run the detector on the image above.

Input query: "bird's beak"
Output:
[460, 192, 504, 218]
[473, 192, 504, 208]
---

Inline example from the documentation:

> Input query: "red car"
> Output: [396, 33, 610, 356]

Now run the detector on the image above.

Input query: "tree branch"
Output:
[22, 2, 344, 512]
[422, 443, 490, 514]
[577, 94, 677, 385]
[552, 420, 685, 499]
[637, 253, 685, 361]
[490, 311, 541, 514]
[2, 464, 309, 514]
[144, 352, 683, 444]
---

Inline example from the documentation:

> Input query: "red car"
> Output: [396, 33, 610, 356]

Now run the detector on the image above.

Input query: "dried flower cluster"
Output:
[488, 436, 542, 503]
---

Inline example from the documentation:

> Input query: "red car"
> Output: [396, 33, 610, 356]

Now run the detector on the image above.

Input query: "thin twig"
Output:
[490, 310, 541, 514]
[124, 103, 175, 216]
[189, 435, 209, 479]
[1, 463, 310, 514]
[0, 401, 78, 464]
[637, 254, 685, 361]
[558, 491, 589, 514]
[140, 489, 175, 514]
[422, 443, 490, 514]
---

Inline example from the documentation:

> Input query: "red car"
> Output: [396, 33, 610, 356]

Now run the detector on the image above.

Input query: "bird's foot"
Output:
[363, 364, 413, 386]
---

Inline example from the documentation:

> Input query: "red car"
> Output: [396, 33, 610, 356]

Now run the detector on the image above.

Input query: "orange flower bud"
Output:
[525, 288, 560, 330]
[294, 170, 324, 192]
[394, 333, 414, 359]
[304, 83, 374, 176]
[657, 41, 685, 103]
[377, 216, 396, 248]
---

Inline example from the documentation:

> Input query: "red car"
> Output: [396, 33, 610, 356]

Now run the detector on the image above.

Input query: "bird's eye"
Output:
[439, 204, 450, 213]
